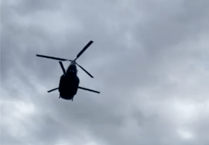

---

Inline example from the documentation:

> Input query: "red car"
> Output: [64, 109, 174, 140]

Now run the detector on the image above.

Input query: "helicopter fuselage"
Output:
[58, 64, 80, 100]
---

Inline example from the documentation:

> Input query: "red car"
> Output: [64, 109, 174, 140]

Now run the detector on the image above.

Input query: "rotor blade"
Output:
[78, 86, 100, 94]
[75, 40, 93, 61]
[36, 54, 71, 61]
[76, 62, 94, 78]
[47, 88, 58, 93]
[59, 61, 66, 74]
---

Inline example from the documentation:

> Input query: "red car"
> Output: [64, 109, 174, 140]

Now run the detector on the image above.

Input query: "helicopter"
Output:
[36, 40, 100, 101]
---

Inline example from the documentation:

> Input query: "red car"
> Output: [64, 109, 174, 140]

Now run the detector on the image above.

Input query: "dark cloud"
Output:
[1, 0, 209, 145]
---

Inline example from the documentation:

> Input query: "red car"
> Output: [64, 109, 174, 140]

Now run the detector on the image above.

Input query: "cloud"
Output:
[1, 0, 209, 145]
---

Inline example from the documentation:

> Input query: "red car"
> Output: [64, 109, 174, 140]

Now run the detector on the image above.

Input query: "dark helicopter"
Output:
[36, 40, 100, 101]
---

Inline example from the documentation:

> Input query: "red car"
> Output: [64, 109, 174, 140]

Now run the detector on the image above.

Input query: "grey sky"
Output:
[1, 0, 209, 145]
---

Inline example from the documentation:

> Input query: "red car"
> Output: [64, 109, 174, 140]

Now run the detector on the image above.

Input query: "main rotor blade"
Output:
[59, 61, 66, 74]
[36, 54, 71, 61]
[78, 86, 100, 94]
[47, 88, 58, 93]
[76, 62, 94, 78]
[75, 40, 93, 61]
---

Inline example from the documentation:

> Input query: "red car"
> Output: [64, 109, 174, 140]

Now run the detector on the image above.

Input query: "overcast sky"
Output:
[1, 0, 209, 145]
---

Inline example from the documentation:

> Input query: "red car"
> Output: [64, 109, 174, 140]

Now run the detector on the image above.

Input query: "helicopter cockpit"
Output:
[66, 63, 77, 75]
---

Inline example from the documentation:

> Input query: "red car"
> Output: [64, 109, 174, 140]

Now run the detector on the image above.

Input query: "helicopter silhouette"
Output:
[36, 40, 100, 101]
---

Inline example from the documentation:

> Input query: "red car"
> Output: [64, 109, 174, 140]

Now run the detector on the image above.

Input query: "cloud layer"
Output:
[1, 0, 209, 145]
